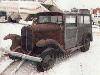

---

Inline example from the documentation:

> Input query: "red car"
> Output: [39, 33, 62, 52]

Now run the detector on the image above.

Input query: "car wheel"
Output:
[81, 37, 90, 52]
[36, 48, 55, 72]
[36, 46, 66, 72]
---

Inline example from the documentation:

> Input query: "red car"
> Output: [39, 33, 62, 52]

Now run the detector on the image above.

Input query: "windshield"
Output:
[38, 16, 63, 24]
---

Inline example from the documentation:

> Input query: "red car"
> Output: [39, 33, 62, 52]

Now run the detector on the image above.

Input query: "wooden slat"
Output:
[0, 57, 14, 74]
[11, 60, 25, 75]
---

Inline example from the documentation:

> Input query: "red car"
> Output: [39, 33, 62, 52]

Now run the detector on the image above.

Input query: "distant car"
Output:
[0, 11, 7, 23]
[7, 13, 22, 23]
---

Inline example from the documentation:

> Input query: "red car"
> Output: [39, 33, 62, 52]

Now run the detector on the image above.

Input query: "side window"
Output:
[66, 15, 76, 26]
[78, 16, 84, 24]
[39, 16, 50, 23]
[84, 16, 90, 24]
[58, 16, 63, 24]
[51, 16, 63, 24]
[51, 16, 57, 23]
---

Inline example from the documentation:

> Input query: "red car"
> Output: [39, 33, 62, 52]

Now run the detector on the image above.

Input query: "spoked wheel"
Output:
[81, 37, 90, 52]
[36, 47, 66, 72]
[37, 55, 55, 72]
[36, 48, 55, 72]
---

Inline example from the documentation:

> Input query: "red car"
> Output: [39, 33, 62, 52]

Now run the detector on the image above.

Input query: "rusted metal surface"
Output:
[3, 11, 93, 53]
[32, 24, 62, 32]
[32, 24, 64, 47]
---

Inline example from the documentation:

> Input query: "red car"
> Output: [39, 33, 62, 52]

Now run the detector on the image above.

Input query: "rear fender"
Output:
[82, 33, 92, 45]
[83, 33, 93, 41]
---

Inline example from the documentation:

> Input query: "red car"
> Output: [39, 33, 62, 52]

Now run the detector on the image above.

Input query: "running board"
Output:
[67, 45, 83, 54]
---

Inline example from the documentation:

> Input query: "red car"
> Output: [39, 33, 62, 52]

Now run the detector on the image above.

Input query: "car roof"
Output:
[36, 12, 63, 16]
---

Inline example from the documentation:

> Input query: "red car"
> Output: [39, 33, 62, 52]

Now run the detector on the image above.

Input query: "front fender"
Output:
[36, 39, 64, 51]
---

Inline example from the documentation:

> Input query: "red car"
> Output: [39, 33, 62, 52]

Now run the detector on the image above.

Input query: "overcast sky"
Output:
[56, 0, 100, 10]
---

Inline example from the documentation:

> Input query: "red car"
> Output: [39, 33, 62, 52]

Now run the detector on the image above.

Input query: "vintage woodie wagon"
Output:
[4, 11, 93, 72]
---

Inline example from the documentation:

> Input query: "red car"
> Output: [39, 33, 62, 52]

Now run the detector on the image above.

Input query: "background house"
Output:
[92, 8, 100, 25]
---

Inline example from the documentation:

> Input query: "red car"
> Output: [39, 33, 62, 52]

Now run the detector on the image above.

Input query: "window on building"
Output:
[94, 16, 97, 17]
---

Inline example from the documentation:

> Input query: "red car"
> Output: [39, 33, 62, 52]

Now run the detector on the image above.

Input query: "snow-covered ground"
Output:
[19, 20, 33, 25]
[0, 23, 24, 50]
[0, 23, 100, 75]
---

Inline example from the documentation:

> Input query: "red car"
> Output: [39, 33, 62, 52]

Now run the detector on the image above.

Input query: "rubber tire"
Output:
[81, 37, 90, 52]
[36, 47, 66, 72]
[36, 48, 55, 72]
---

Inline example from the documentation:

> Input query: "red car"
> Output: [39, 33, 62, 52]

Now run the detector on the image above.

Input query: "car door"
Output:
[64, 14, 78, 49]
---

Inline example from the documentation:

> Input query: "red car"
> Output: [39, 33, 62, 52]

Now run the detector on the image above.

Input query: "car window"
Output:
[51, 16, 57, 23]
[84, 16, 90, 24]
[39, 16, 63, 24]
[66, 15, 76, 23]
[78, 16, 84, 24]
[66, 15, 76, 27]
[39, 16, 50, 23]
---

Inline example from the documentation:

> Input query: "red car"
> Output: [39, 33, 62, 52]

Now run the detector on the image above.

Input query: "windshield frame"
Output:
[36, 12, 64, 25]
